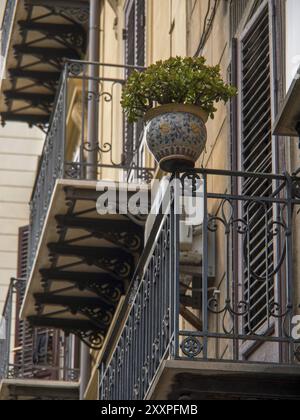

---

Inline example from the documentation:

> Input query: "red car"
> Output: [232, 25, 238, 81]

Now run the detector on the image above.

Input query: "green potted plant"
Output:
[121, 56, 237, 172]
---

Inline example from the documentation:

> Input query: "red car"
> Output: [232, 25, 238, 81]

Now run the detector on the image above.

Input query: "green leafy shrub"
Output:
[121, 56, 237, 123]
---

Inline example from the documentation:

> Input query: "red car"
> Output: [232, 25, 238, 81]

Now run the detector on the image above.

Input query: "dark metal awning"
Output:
[21, 179, 149, 350]
[0, 0, 89, 128]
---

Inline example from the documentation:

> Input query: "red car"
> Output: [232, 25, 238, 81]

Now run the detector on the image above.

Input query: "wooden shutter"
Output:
[240, 3, 275, 334]
[124, 0, 136, 161]
[230, 0, 251, 37]
[136, 0, 145, 67]
[15, 227, 60, 378]
[124, 0, 145, 69]
[125, 0, 136, 68]
[14, 226, 33, 369]
[17, 226, 29, 279]
[230, 0, 265, 38]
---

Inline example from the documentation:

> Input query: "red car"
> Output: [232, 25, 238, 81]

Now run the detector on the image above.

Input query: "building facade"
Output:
[0, 0, 300, 400]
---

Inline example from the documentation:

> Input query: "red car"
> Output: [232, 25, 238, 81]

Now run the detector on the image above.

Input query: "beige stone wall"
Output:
[147, 0, 187, 63]
[0, 123, 43, 312]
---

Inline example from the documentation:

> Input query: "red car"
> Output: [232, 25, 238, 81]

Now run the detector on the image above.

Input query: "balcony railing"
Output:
[99, 168, 300, 400]
[28, 60, 155, 273]
[0, 278, 18, 379]
[1, 0, 17, 58]
[0, 279, 79, 382]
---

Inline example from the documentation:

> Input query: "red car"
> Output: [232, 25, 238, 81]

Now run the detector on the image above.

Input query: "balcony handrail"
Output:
[0, 278, 80, 383]
[0, 278, 25, 380]
[66, 58, 146, 71]
[6, 363, 80, 382]
[1, 278, 24, 317]
[99, 168, 300, 400]
[29, 65, 69, 203]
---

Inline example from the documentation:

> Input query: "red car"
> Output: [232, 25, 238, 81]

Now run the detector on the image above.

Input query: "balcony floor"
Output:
[147, 360, 300, 400]
[0, 379, 79, 401]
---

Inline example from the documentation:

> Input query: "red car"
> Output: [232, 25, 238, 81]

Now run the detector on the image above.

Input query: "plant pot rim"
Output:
[144, 104, 209, 123]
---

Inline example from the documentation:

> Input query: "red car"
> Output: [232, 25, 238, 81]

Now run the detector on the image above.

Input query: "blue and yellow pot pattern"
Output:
[144, 104, 208, 172]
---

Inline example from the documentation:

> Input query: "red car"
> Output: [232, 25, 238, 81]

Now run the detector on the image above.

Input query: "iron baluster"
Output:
[202, 172, 209, 359]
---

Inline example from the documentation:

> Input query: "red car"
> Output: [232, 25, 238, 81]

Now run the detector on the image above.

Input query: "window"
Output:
[230, 0, 265, 38]
[14, 227, 59, 377]
[230, 0, 251, 38]
[237, 2, 276, 334]
[14, 226, 34, 371]
[125, 0, 145, 69]
[285, 0, 300, 90]
[33, 330, 54, 365]
[124, 0, 146, 175]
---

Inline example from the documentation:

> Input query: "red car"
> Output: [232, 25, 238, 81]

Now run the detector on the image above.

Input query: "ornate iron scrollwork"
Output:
[64, 162, 82, 179]
[67, 61, 84, 77]
[180, 172, 202, 195]
[89, 255, 133, 280]
[75, 306, 113, 328]
[129, 278, 140, 305]
[292, 177, 300, 199]
[49, 6, 90, 25]
[70, 329, 104, 351]
[84, 280, 123, 304]
[181, 337, 203, 358]
[294, 345, 300, 362]
[92, 230, 143, 253]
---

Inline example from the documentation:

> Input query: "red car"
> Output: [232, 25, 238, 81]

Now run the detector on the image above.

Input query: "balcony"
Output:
[99, 169, 300, 400]
[20, 60, 155, 350]
[0, 279, 79, 400]
[0, 0, 89, 127]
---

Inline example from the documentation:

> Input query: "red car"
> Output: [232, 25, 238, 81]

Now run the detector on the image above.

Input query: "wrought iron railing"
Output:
[1, 0, 17, 58]
[0, 278, 79, 382]
[99, 168, 300, 400]
[28, 60, 155, 272]
[0, 278, 19, 379]
[99, 202, 176, 400]
[6, 363, 79, 382]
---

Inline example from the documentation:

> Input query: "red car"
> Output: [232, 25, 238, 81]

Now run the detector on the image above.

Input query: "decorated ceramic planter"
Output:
[144, 104, 208, 172]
